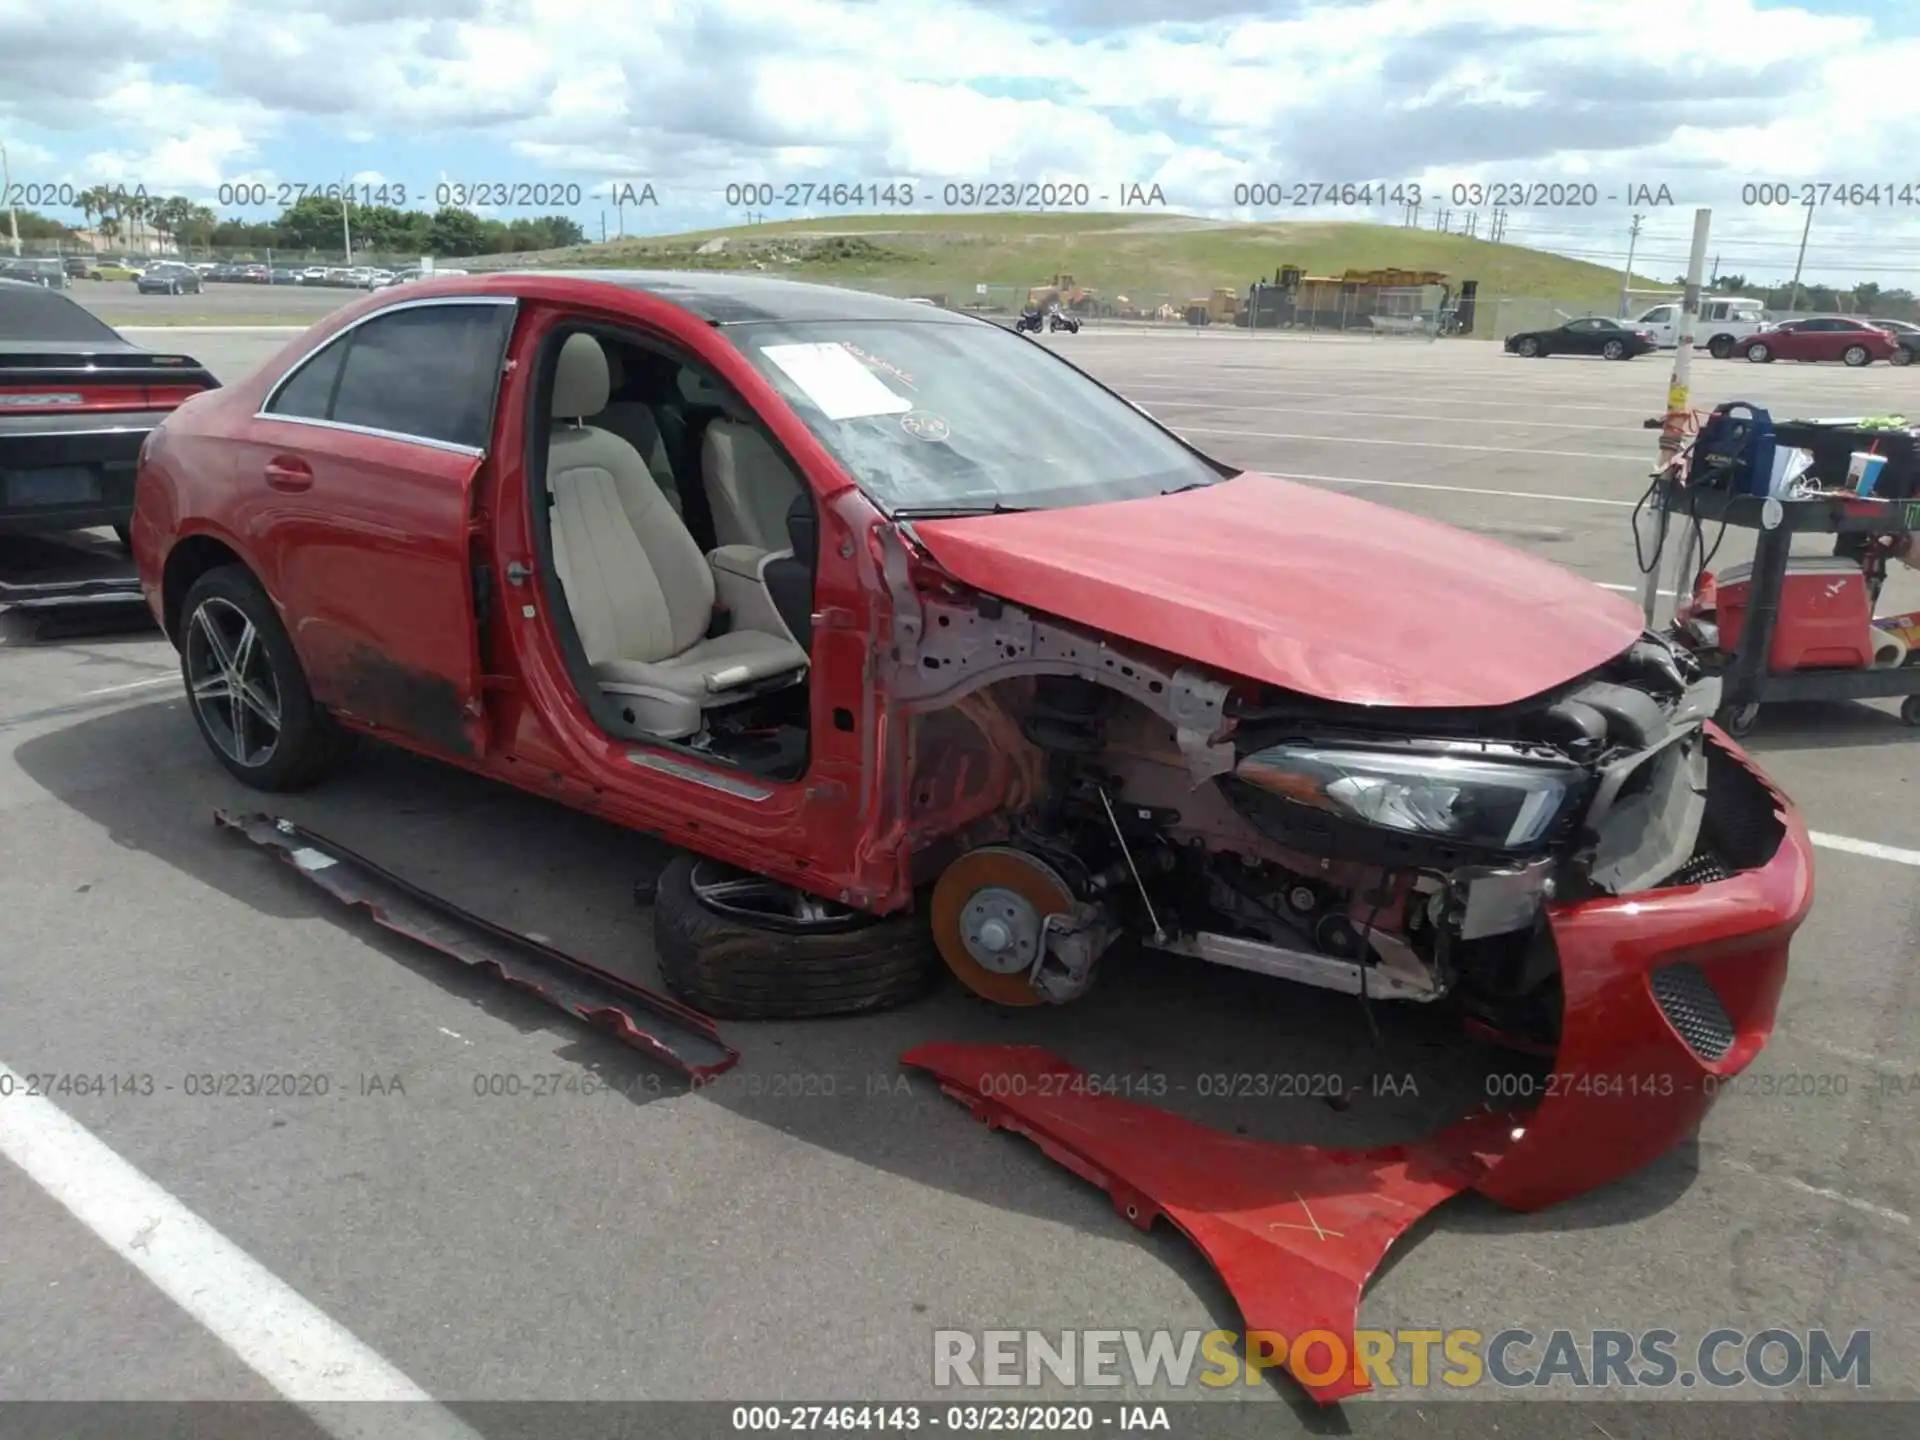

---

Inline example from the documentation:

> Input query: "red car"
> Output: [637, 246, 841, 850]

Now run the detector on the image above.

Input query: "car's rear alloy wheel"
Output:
[1602, 339, 1626, 360]
[179, 565, 348, 791]
[1746, 342, 1772, 362]
[1843, 345, 1871, 367]
[649, 855, 939, 1019]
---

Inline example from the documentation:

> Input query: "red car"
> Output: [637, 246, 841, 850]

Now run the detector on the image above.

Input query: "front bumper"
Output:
[899, 736, 1814, 1406]
[1475, 724, 1813, 1209]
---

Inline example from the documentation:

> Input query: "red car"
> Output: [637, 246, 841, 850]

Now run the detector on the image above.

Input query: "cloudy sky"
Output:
[1, 0, 1915, 284]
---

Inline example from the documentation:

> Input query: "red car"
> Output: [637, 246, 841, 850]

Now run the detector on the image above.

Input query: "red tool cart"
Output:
[1642, 471, 1920, 737]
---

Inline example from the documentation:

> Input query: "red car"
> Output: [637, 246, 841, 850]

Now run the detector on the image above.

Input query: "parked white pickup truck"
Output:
[1629, 297, 1772, 357]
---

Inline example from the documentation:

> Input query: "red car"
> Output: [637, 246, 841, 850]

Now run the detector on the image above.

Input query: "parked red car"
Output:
[133, 270, 1812, 1211]
[1741, 316, 1900, 365]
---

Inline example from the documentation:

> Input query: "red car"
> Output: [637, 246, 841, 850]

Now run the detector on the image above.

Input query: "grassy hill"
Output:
[463, 212, 1656, 328]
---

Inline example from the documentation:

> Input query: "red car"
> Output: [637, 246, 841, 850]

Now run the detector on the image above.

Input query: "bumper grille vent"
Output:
[1667, 850, 1734, 886]
[1652, 963, 1735, 1062]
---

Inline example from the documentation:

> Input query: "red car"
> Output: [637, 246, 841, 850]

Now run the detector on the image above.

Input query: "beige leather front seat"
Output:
[545, 334, 808, 740]
[701, 418, 806, 552]
[598, 350, 681, 515]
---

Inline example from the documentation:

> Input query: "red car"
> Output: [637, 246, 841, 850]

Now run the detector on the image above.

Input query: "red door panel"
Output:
[238, 416, 487, 757]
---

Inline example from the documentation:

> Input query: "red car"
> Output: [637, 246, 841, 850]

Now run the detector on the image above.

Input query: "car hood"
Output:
[906, 472, 1646, 709]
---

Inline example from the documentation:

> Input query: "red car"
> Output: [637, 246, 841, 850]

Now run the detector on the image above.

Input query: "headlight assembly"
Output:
[1236, 743, 1588, 852]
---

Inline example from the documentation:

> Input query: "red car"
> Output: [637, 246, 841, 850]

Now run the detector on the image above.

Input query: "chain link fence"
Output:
[1488, 297, 1617, 339]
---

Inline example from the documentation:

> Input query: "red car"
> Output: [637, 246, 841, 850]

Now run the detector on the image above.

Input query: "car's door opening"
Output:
[524, 323, 818, 783]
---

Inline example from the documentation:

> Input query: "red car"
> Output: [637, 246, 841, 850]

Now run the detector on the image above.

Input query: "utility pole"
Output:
[1617, 213, 1645, 317]
[1643, 208, 1712, 625]
[1786, 199, 1814, 312]
[0, 142, 19, 256]
[600, 211, 606, 243]
[340, 177, 352, 264]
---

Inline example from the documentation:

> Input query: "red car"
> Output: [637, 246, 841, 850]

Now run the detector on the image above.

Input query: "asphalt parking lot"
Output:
[2, 322, 1916, 1431]
[70, 277, 369, 327]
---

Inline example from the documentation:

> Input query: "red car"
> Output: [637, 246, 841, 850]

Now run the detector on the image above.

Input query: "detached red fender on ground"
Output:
[903, 1042, 1515, 1404]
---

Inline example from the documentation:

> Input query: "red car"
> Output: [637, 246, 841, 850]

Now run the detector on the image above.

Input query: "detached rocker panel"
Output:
[217, 810, 739, 1079]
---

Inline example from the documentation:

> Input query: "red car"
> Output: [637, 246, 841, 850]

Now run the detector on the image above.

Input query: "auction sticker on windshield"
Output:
[761, 343, 913, 421]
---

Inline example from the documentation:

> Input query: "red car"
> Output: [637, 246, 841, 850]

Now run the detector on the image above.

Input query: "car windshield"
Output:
[724, 318, 1225, 514]
[0, 282, 123, 342]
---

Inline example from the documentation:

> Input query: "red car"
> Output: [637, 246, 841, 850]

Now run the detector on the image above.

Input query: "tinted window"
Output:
[269, 335, 349, 419]
[728, 318, 1222, 513]
[0, 281, 125, 342]
[328, 303, 515, 449]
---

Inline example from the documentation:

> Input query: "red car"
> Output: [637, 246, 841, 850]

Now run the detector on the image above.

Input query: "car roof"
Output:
[499, 268, 976, 326]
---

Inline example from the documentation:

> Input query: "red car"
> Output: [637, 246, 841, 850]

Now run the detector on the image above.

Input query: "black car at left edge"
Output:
[1505, 315, 1658, 360]
[0, 279, 218, 545]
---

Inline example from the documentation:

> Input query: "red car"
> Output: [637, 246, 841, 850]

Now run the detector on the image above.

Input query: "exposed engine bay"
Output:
[886, 569, 1783, 1041]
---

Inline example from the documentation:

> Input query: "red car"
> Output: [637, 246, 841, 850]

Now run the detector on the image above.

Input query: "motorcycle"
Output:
[1015, 307, 1045, 334]
[1048, 308, 1081, 334]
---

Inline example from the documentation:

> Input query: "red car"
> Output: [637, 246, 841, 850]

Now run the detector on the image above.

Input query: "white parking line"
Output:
[1141, 396, 1649, 433]
[1597, 582, 1676, 597]
[1809, 832, 1920, 867]
[1120, 378, 1656, 413]
[1260, 469, 1638, 507]
[80, 676, 175, 697]
[1182, 425, 1647, 462]
[0, 1061, 481, 1438]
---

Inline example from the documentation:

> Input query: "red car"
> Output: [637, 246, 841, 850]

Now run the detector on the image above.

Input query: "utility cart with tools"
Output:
[1639, 409, 1920, 738]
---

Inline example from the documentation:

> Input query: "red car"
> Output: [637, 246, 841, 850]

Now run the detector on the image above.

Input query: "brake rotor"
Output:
[929, 846, 1076, 1007]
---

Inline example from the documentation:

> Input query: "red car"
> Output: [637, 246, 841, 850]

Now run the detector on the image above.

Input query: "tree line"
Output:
[1675, 273, 1918, 322]
[10, 190, 587, 258]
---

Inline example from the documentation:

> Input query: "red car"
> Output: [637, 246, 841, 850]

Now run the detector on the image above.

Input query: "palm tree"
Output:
[121, 191, 150, 253]
[153, 195, 193, 256]
[95, 189, 125, 253]
[147, 199, 174, 255]
[78, 185, 113, 253]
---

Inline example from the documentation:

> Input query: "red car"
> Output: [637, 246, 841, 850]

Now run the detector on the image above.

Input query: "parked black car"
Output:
[0, 279, 218, 542]
[135, 262, 203, 295]
[0, 258, 71, 290]
[63, 256, 91, 279]
[1505, 316, 1656, 360]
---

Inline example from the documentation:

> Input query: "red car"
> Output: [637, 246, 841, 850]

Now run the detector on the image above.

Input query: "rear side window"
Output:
[269, 337, 347, 419]
[266, 301, 515, 450]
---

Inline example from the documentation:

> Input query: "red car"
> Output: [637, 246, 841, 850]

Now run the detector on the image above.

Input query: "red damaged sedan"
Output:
[1741, 315, 1901, 365]
[133, 271, 1812, 1392]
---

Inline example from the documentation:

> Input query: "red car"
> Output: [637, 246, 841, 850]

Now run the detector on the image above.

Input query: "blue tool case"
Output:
[1687, 402, 1777, 495]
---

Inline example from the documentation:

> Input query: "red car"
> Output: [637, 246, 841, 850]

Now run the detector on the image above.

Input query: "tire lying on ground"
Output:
[650, 854, 940, 1018]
